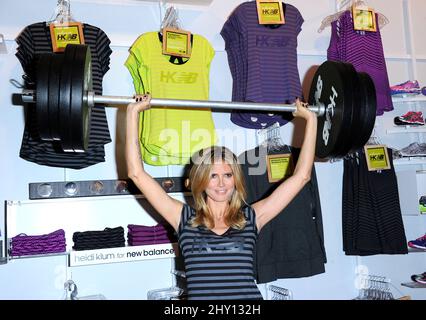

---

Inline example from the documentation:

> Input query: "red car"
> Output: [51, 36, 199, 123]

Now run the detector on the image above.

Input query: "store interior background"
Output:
[0, 0, 425, 299]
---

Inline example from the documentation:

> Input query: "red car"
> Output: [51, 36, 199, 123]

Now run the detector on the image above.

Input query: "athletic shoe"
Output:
[408, 234, 426, 250]
[422, 87, 426, 96]
[398, 142, 426, 157]
[394, 111, 425, 126]
[390, 80, 421, 96]
[411, 272, 426, 284]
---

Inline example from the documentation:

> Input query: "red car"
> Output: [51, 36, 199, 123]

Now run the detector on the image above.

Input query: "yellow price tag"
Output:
[364, 145, 391, 171]
[49, 22, 84, 52]
[352, 6, 377, 32]
[266, 154, 293, 183]
[162, 28, 192, 58]
[256, 0, 285, 25]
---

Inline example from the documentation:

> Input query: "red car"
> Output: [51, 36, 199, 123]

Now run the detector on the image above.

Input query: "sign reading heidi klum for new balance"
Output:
[69, 243, 178, 267]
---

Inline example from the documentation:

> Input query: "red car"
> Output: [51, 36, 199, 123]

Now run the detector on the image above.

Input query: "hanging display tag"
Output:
[49, 22, 85, 52]
[162, 28, 192, 58]
[364, 145, 391, 171]
[352, 6, 377, 32]
[256, 0, 285, 25]
[266, 153, 293, 183]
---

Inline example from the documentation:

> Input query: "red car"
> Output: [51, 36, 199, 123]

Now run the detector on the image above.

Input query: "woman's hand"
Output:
[127, 93, 152, 113]
[292, 98, 316, 121]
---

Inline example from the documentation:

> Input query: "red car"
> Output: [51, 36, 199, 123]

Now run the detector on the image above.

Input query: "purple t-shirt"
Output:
[221, 2, 304, 129]
[327, 10, 393, 115]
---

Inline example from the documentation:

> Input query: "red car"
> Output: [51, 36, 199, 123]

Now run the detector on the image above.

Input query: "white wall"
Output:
[0, 0, 425, 300]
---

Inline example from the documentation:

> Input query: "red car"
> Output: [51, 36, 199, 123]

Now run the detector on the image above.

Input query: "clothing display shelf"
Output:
[2, 194, 185, 267]
[6, 241, 178, 267]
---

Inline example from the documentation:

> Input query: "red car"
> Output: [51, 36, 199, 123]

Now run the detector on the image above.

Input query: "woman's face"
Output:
[205, 161, 235, 203]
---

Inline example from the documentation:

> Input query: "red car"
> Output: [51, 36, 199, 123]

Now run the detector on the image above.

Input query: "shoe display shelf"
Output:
[394, 157, 426, 166]
[401, 282, 426, 289]
[6, 242, 178, 267]
[407, 247, 426, 253]
[392, 96, 426, 104]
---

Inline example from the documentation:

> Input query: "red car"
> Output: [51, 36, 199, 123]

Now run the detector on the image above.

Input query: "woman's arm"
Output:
[126, 94, 183, 231]
[252, 99, 318, 231]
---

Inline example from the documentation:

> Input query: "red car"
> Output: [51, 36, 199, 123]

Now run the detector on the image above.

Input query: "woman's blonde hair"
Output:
[189, 146, 247, 230]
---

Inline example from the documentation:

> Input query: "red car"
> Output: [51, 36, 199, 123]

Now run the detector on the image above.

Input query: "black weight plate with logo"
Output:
[59, 44, 76, 152]
[352, 72, 377, 151]
[309, 61, 352, 159]
[70, 44, 92, 152]
[36, 53, 53, 140]
[48, 54, 64, 141]
[332, 62, 359, 157]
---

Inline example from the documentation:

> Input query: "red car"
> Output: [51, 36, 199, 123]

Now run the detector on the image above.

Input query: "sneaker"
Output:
[390, 80, 421, 96]
[411, 272, 426, 284]
[398, 142, 426, 157]
[408, 234, 426, 250]
[394, 111, 425, 126]
[422, 87, 426, 96]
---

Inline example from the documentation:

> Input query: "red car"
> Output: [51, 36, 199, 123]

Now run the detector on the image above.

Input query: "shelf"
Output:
[394, 157, 426, 165]
[69, 243, 178, 267]
[5, 243, 179, 267]
[392, 96, 426, 103]
[408, 247, 426, 253]
[9, 251, 68, 260]
[401, 282, 426, 289]
[72, 0, 213, 6]
[386, 127, 426, 134]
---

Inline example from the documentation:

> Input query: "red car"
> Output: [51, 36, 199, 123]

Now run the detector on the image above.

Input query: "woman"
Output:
[126, 94, 317, 300]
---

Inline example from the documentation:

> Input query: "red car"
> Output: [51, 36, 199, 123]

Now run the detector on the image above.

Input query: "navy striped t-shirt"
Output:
[178, 204, 263, 300]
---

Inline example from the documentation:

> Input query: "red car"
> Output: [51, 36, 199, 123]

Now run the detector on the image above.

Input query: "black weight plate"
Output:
[352, 72, 377, 151]
[36, 53, 53, 141]
[48, 54, 64, 141]
[70, 44, 92, 152]
[332, 62, 359, 157]
[59, 44, 76, 152]
[309, 61, 354, 159]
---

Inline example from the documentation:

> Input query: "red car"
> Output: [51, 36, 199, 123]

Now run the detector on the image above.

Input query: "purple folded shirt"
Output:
[127, 224, 173, 233]
[128, 239, 173, 246]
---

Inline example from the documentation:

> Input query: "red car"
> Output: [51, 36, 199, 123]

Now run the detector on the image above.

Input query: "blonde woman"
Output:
[126, 94, 317, 300]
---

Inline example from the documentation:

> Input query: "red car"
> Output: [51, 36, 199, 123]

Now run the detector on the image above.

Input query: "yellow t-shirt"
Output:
[125, 32, 217, 165]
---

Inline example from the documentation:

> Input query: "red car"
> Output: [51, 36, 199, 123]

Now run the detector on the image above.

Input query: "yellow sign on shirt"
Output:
[352, 6, 377, 32]
[162, 28, 192, 58]
[267, 153, 293, 183]
[49, 22, 84, 52]
[364, 145, 390, 171]
[256, 0, 285, 25]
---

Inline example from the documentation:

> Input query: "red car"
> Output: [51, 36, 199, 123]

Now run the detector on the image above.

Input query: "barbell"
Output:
[18, 44, 377, 158]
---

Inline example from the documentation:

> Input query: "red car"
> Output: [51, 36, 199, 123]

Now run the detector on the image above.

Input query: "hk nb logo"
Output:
[192, 236, 245, 253]
[57, 34, 78, 41]
[255, 35, 289, 48]
[160, 71, 199, 84]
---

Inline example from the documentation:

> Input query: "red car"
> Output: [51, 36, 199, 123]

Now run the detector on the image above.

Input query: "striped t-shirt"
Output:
[15, 22, 112, 169]
[221, 2, 304, 129]
[178, 204, 263, 300]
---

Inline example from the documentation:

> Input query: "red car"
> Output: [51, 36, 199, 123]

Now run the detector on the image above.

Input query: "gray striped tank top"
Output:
[178, 204, 263, 300]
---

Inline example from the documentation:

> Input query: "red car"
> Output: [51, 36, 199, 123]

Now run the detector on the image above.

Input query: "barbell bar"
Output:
[17, 44, 377, 158]
[21, 90, 326, 115]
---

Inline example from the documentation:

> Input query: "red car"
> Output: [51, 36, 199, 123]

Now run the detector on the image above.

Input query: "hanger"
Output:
[160, 5, 182, 32]
[47, 0, 75, 25]
[318, 0, 389, 33]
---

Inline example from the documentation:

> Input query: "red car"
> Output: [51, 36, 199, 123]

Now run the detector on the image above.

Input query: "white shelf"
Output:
[69, 243, 178, 267]
[6, 243, 179, 267]
[73, 0, 213, 6]
[408, 247, 426, 253]
[392, 96, 426, 103]
[401, 282, 426, 289]
[387, 127, 426, 134]
[394, 157, 426, 165]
